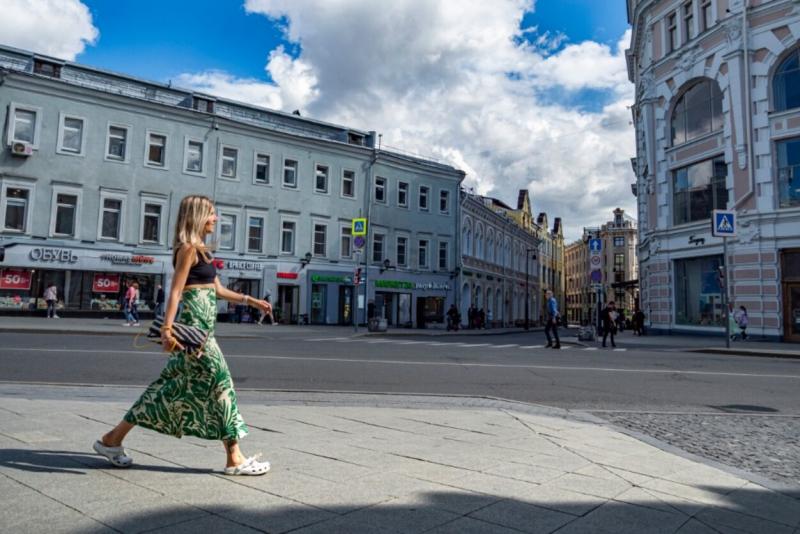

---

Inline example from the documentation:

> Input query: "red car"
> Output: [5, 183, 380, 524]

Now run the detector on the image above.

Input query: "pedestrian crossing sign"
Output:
[712, 210, 736, 237]
[352, 218, 367, 236]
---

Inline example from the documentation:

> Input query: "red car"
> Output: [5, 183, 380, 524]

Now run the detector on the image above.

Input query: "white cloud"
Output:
[0, 0, 98, 60]
[179, 0, 635, 241]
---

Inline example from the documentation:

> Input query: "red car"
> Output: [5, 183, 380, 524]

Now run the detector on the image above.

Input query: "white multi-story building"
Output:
[627, 0, 800, 341]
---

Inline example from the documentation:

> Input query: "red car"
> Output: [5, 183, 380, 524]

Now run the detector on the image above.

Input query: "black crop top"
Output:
[185, 252, 216, 285]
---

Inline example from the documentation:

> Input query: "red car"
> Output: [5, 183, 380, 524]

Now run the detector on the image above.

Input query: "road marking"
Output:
[493, 344, 518, 349]
[584, 347, 598, 351]
[395, 341, 428, 345]
[613, 348, 627, 352]
[519, 345, 543, 349]
[305, 337, 349, 342]
[458, 343, 491, 348]
[6, 347, 800, 380]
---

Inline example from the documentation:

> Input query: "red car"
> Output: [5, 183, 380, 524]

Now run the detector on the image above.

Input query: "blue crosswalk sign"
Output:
[589, 238, 602, 252]
[712, 210, 736, 237]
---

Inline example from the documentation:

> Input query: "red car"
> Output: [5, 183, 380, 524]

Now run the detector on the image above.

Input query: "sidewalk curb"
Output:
[687, 347, 800, 360]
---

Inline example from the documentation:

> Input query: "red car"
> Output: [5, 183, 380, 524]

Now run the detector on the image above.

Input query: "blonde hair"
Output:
[172, 195, 215, 265]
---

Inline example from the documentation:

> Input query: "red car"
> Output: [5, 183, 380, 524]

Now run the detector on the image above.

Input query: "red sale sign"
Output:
[0, 269, 32, 290]
[92, 273, 121, 293]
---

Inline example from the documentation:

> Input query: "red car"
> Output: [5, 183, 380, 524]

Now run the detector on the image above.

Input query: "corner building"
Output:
[0, 44, 463, 324]
[627, 0, 800, 341]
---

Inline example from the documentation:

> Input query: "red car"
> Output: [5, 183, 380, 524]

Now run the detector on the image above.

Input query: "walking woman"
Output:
[93, 195, 273, 476]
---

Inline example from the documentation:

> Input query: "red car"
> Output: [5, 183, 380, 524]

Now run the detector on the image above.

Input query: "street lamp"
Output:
[299, 252, 312, 269]
[379, 258, 395, 274]
[525, 248, 537, 331]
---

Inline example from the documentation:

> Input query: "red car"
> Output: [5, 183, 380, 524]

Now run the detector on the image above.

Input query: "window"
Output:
[283, 159, 298, 188]
[675, 255, 724, 326]
[315, 164, 329, 193]
[397, 236, 408, 266]
[773, 48, 800, 113]
[613, 236, 625, 247]
[340, 226, 353, 259]
[192, 97, 214, 113]
[682, 1, 694, 41]
[438, 241, 448, 270]
[58, 115, 84, 155]
[374, 177, 387, 203]
[342, 170, 355, 198]
[701, 0, 713, 31]
[313, 224, 327, 257]
[219, 214, 236, 250]
[281, 221, 295, 254]
[439, 190, 450, 213]
[418, 239, 429, 269]
[372, 233, 385, 263]
[3, 186, 30, 232]
[419, 186, 430, 210]
[777, 137, 800, 208]
[33, 59, 61, 78]
[100, 197, 123, 240]
[220, 147, 238, 178]
[667, 12, 678, 52]
[184, 139, 204, 174]
[614, 252, 625, 272]
[673, 155, 728, 225]
[53, 193, 78, 237]
[398, 181, 409, 207]
[7, 104, 41, 147]
[254, 154, 270, 184]
[671, 80, 723, 145]
[247, 216, 265, 253]
[107, 125, 128, 162]
[142, 203, 162, 243]
[146, 132, 167, 167]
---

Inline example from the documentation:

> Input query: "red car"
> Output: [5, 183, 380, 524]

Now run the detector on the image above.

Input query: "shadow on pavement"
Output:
[0, 448, 212, 475]
[57, 486, 800, 533]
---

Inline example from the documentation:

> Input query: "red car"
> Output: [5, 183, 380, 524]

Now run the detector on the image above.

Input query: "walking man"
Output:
[544, 289, 561, 349]
[600, 301, 617, 348]
[155, 284, 165, 317]
[43, 282, 59, 318]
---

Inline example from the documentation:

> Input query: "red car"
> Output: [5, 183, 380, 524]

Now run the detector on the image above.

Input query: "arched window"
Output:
[671, 79, 723, 145]
[462, 220, 472, 256]
[774, 48, 800, 112]
[475, 224, 484, 260]
[486, 230, 494, 264]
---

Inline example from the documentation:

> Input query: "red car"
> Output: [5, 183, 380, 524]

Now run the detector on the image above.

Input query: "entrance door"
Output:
[784, 284, 800, 342]
[278, 285, 299, 324]
[339, 286, 353, 325]
[311, 284, 326, 324]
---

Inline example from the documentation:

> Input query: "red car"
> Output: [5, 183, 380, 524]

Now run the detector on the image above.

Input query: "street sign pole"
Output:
[712, 210, 736, 349]
[724, 236, 730, 348]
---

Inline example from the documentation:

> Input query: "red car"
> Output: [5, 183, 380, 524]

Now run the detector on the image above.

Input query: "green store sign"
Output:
[375, 279, 450, 291]
[311, 274, 352, 283]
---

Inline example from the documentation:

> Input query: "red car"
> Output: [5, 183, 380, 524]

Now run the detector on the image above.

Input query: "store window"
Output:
[340, 226, 352, 259]
[3, 186, 30, 232]
[247, 216, 264, 253]
[313, 223, 327, 257]
[420, 296, 445, 324]
[777, 137, 800, 208]
[281, 220, 295, 254]
[671, 79, 723, 146]
[142, 203, 162, 243]
[673, 155, 727, 225]
[773, 48, 800, 112]
[675, 255, 724, 326]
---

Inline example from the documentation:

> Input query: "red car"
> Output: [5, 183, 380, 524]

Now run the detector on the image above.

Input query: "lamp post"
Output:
[524, 248, 537, 330]
[298, 252, 312, 325]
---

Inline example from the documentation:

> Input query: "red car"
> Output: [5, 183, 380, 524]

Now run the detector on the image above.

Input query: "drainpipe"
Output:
[361, 141, 379, 326]
[734, 0, 754, 210]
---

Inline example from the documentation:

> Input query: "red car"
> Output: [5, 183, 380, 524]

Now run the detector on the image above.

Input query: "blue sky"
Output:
[80, 0, 630, 97]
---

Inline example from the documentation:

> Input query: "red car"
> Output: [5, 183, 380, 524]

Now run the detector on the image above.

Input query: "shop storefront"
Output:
[0, 243, 167, 316]
[370, 275, 452, 328]
[306, 271, 355, 325]
[217, 259, 264, 323]
[674, 255, 724, 327]
[782, 249, 800, 343]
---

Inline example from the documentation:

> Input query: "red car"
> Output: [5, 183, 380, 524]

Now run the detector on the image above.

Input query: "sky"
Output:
[1, 0, 635, 242]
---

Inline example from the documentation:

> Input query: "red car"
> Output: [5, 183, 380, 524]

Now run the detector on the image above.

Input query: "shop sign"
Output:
[0, 268, 32, 290]
[375, 279, 450, 291]
[100, 253, 156, 265]
[29, 247, 78, 264]
[225, 260, 261, 271]
[311, 274, 352, 284]
[277, 272, 298, 280]
[92, 273, 121, 293]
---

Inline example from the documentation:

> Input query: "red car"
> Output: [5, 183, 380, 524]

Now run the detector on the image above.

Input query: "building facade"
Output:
[0, 44, 463, 325]
[565, 230, 594, 325]
[627, 0, 800, 341]
[460, 192, 540, 327]
[535, 213, 566, 321]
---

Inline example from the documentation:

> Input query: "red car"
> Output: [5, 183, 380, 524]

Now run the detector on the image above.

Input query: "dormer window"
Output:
[33, 59, 61, 78]
[193, 97, 214, 113]
[347, 132, 365, 146]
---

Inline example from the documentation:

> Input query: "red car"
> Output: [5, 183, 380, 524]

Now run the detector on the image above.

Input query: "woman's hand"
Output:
[250, 298, 273, 315]
[160, 328, 184, 353]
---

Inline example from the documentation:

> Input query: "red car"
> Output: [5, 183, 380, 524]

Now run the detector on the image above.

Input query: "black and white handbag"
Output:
[146, 315, 209, 353]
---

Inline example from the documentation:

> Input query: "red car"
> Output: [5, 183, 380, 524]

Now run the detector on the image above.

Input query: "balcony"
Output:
[778, 166, 800, 209]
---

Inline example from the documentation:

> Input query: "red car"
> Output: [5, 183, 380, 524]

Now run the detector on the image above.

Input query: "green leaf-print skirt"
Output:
[124, 287, 248, 441]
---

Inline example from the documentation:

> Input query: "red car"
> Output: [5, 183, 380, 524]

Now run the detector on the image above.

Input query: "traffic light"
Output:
[354, 268, 361, 285]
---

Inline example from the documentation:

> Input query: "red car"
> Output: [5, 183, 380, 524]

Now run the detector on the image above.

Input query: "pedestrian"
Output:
[43, 282, 59, 319]
[733, 305, 748, 341]
[486, 309, 493, 329]
[155, 284, 165, 317]
[544, 289, 561, 349]
[93, 194, 273, 475]
[478, 308, 486, 329]
[617, 308, 626, 333]
[467, 306, 475, 329]
[446, 304, 460, 331]
[600, 301, 618, 348]
[122, 280, 135, 326]
[633, 307, 645, 336]
[128, 281, 141, 326]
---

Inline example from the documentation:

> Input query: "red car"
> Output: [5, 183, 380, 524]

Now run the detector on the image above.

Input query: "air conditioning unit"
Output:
[10, 142, 33, 157]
